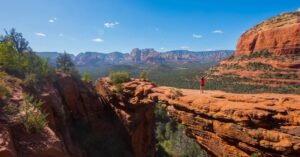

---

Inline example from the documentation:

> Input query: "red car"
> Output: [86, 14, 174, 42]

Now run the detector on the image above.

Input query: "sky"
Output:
[0, 0, 299, 54]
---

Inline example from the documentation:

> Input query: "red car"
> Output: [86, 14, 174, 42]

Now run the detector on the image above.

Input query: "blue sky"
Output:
[0, 0, 298, 54]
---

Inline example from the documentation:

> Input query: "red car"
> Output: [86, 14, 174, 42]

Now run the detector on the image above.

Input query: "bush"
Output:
[21, 94, 48, 133]
[23, 73, 38, 89]
[246, 62, 274, 71]
[56, 52, 75, 73]
[139, 71, 147, 80]
[109, 71, 130, 84]
[0, 29, 56, 85]
[2, 103, 18, 114]
[115, 84, 123, 93]
[82, 72, 90, 82]
[155, 103, 208, 157]
[249, 50, 272, 58]
[0, 84, 10, 100]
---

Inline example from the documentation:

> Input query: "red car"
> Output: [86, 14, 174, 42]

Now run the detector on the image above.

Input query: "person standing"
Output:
[199, 77, 205, 93]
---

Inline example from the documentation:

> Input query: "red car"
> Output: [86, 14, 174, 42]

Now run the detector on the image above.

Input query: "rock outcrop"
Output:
[149, 87, 300, 157]
[235, 10, 300, 56]
[95, 78, 156, 157]
[0, 73, 155, 157]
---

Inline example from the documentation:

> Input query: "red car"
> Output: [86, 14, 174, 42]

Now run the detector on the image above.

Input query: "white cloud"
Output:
[181, 46, 189, 50]
[160, 47, 167, 51]
[49, 17, 57, 23]
[206, 48, 214, 51]
[35, 33, 46, 37]
[192, 34, 202, 39]
[104, 22, 119, 28]
[58, 33, 64, 37]
[212, 30, 224, 34]
[91, 38, 104, 43]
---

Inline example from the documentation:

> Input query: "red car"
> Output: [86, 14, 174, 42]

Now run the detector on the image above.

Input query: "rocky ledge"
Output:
[150, 87, 300, 157]
[96, 78, 300, 157]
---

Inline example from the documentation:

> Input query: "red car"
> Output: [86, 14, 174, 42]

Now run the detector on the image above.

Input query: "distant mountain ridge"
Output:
[37, 48, 234, 66]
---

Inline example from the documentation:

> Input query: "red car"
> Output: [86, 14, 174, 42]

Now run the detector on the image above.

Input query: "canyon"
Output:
[1, 8, 300, 157]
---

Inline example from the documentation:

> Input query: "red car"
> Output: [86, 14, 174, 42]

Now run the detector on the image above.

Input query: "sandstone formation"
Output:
[149, 87, 300, 157]
[0, 73, 155, 157]
[95, 78, 300, 157]
[235, 11, 300, 56]
[95, 78, 156, 157]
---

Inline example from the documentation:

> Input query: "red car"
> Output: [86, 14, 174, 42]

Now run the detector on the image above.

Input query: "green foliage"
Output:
[155, 104, 208, 157]
[109, 71, 130, 84]
[0, 29, 56, 86]
[23, 73, 38, 89]
[221, 63, 243, 70]
[21, 94, 48, 133]
[2, 103, 18, 115]
[259, 73, 298, 80]
[56, 52, 75, 73]
[249, 50, 272, 58]
[115, 83, 123, 93]
[139, 71, 147, 79]
[235, 50, 273, 61]
[0, 84, 10, 99]
[1, 28, 31, 53]
[245, 62, 275, 71]
[82, 72, 90, 82]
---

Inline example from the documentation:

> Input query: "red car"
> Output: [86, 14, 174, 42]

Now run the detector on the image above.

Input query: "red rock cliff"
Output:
[95, 78, 156, 157]
[235, 11, 300, 56]
[150, 87, 300, 157]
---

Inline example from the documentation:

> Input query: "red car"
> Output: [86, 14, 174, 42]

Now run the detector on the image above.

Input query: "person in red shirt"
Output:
[199, 77, 205, 93]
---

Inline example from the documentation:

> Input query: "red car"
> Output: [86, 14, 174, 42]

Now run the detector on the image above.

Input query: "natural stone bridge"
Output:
[96, 78, 300, 157]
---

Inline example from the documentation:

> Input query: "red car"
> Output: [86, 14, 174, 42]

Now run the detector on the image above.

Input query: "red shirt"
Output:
[200, 78, 205, 86]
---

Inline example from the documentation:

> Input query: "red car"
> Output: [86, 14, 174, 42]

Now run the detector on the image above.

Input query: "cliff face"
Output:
[235, 11, 300, 56]
[96, 78, 300, 157]
[0, 73, 147, 157]
[150, 87, 300, 157]
[95, 78, 156, 157]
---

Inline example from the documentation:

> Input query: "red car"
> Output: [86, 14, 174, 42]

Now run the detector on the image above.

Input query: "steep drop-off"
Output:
[95, 79, 300, 156]
[0, 73, 155, 157]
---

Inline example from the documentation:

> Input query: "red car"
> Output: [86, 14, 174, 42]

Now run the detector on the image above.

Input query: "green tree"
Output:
[1, 28, 31, 53]
[109, 71, 130, 84]
[82, 72, 90, 82]
[140, 71, 147, 80]
[56, 52, 75, 73]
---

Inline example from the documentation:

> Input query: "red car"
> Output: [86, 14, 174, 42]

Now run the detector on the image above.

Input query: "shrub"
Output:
[0, 84, 10, 100]
[56, 52, 75, 73]
[109, 71, 130, 84]
[246, 62, 274, 71]
[155, 103, 208, 157]
[0, 29, 56, 84]
[23, 73, 38, 89]
[82, 72, 90, 82]
[249, 50, 272, 58]
[139, 71, 147, 80]
[2, 103, 18, 114]
[115, 83, 123, 93]
[21, 94, 48, 133]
